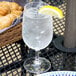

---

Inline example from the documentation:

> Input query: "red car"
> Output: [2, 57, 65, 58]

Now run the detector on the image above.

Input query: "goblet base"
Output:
[23, 57, 51, 74]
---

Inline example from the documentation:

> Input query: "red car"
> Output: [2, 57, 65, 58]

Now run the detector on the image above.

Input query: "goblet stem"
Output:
[34, 51, 41, 74]
[35, 51, 41, 66]
[35, 51, 40, 59]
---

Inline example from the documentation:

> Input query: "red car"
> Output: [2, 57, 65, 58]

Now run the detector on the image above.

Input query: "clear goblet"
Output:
[22, 1, 53, 74]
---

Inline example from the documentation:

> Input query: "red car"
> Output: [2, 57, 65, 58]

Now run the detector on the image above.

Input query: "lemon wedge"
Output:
[39, 5, 64, 19]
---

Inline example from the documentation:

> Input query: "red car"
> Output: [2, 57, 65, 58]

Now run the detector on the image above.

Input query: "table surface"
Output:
[0, 0, 76, 76]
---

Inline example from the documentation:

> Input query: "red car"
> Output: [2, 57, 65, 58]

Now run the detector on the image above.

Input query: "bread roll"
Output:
[0, 5, 10, 15]
[10, 2, 23, 11]
[0, 14, 17, 30]
[0, 1, 23, 30]
[0, 16, 11, 30]
[11, 10, 22, 18]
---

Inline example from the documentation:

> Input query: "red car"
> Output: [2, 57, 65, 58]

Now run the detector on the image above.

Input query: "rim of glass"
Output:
[23, 1, 52, 19]
[24, 1, 48, 9]
[23, 57, 51, 74]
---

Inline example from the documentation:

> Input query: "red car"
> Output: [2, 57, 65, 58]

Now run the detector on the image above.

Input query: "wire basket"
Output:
[0, 23, 22, 47]
[0, 0, 27, 47]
